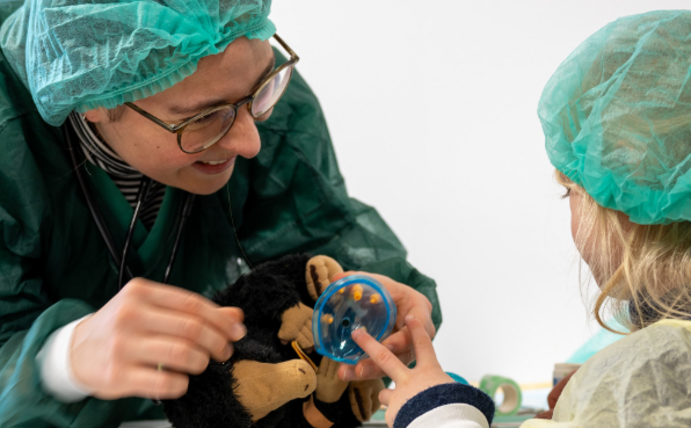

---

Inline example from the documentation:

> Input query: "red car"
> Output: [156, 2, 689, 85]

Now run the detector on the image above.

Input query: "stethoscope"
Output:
[64, 124, 196, 290]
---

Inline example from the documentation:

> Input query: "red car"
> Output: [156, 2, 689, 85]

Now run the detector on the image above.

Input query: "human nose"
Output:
[216, 107, 261, 159]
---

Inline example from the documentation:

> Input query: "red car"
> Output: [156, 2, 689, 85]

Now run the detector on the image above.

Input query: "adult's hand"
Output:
[332, 272, 435, 382]
[351, 316, 453, 427]
[70, 277, 246, 400]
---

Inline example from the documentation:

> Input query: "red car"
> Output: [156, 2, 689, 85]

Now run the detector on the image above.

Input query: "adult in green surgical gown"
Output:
[0, 1, 441, 426]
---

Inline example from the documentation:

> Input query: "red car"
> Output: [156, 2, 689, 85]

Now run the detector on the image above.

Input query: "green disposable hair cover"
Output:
[0, 0, 275, 126]
[539, 10, 691, 224]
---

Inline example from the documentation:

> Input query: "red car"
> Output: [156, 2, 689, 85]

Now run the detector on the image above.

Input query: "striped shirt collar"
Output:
[68, 112, 140, 179]
[68, 111, 165, 229]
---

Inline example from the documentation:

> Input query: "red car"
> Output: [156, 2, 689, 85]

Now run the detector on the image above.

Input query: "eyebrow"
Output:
[166, 55, 277, 117]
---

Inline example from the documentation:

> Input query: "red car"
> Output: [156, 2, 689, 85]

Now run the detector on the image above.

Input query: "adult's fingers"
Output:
[126, 279, 246, 341]
[218, 306, 245, 325]
[331, 272, 435, 343]
[351, 328, 409, 383]
[404, 315, 439, 368]
[126, 335, 211, 375]
[135, 306, 233, 362]
[121, 365, 190, 400]
[331, 271, 401, 289]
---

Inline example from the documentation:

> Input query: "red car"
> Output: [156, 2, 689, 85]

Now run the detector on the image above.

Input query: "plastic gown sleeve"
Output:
[0, 126, 98, 426]
[515, 320, 691, 428]
[0, 40, 158, 425]
[236, 64, 442, 332]
[0, 7, 104, 421]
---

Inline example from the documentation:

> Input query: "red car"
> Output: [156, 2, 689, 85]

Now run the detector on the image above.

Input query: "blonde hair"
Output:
[556, 170, 691, 333]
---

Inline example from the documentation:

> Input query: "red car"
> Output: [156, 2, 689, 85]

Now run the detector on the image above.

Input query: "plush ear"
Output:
[305, 256, 344, 301]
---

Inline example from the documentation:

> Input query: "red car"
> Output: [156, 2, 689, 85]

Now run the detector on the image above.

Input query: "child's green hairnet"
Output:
[0, 0, 275, 127]
[539, 10, 691, 225]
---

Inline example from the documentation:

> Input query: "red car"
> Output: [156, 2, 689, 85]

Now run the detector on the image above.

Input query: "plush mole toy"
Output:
[163, 254, 386, 428]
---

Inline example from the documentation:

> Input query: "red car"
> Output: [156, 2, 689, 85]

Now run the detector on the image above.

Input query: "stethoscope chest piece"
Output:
[312, 275, 396, 365]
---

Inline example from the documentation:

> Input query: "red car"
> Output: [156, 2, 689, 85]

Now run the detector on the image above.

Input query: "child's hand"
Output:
[334, 272, 436, 382]
[351, 315, 454, 427]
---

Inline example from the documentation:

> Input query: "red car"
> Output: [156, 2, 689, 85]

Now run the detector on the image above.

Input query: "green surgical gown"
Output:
[0, 2, 441, 426]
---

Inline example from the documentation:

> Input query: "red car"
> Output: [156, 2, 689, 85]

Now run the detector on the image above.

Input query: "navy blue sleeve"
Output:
[393, 383, 495, 428]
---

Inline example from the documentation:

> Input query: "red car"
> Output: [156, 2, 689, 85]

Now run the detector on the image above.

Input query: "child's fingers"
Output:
[402, 305, 437, 339]
[379, 387, 393, 406]
[351, 328, 409, 383]
[339, 327, 416, 382]
[405, 315, 439, 368]
[380, 328, 413, 359]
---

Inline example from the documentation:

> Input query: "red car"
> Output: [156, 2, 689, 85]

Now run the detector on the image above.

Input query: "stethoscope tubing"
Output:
[64, 124, 194, 290]
[118, 176, 153, 288]
[65, 125, 136, 282]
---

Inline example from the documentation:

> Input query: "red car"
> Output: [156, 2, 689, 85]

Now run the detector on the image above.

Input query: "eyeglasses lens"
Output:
[251, 65, 293, 117]
[180, 107, 236, 153]
[178, 64, 293, 154]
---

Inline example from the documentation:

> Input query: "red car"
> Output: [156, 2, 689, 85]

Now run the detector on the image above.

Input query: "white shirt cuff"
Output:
[408, 403, 490, 428]
[37, 315, 94, 402]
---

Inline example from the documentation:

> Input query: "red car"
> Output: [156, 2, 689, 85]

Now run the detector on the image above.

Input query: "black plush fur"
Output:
[163, 254, 361, 428]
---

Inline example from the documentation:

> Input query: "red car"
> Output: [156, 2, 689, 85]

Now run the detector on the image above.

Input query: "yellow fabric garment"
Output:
[521, 319, 691, 427]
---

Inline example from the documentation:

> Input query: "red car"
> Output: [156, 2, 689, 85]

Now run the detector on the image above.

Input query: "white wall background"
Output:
[270, 1, 690, 384]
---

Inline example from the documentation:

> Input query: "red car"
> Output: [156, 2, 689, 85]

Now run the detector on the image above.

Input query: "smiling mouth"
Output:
[196, 160, 228, 165]
[191, 156, 238, 176]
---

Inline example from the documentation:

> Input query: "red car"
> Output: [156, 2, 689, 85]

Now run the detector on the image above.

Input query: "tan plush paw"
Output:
[349, 379, 385, 422]
[306, 255, 344, 301]
[234, 359, 317, 422]
[315, 356, 349, 403]
[278, 302, 314, 349]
